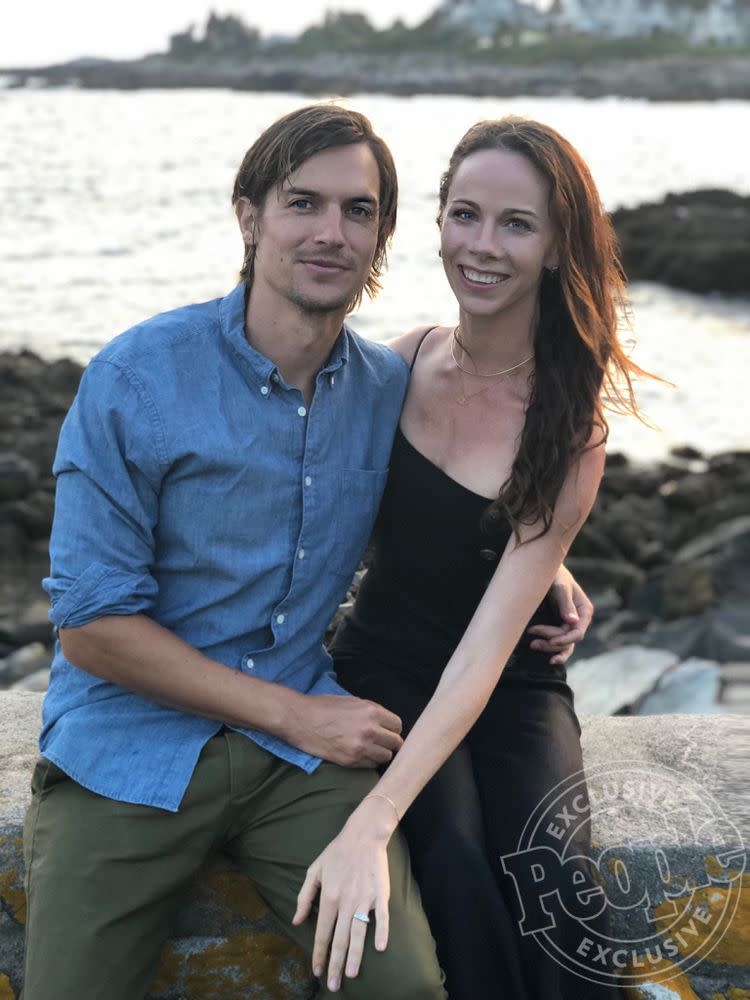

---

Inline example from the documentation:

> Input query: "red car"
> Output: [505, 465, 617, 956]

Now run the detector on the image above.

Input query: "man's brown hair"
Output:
[232, 104, 398, 311]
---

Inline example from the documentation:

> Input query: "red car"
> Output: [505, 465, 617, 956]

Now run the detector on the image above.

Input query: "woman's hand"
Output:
[527, 564, 594, 664]
[292, 798, 397, 991]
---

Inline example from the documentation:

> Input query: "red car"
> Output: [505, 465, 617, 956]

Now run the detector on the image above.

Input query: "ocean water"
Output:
[1, 88, 748, 458]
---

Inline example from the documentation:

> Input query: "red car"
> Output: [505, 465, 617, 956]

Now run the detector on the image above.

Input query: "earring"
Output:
[548, 265, 559, 275]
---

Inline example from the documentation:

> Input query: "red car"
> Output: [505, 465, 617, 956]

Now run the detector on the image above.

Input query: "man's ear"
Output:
[235, 197, 257, 248]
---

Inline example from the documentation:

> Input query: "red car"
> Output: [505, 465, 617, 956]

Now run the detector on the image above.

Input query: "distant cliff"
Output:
[4, 51, 750, 101]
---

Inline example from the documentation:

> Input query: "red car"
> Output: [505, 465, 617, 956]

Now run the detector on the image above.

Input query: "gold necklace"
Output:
[455, 382, 497, 406]
[451, 327, 534, 406]
[451, 329, 534, 377]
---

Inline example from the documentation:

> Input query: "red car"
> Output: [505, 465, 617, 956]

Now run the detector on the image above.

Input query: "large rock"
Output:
[8, 669, 50, 692]
[0, 602, 52, 650]
[659, 471, 725, 511]
[563, 557, 646, 597]
[580, 716, 749, 998]
[702, 606, 750, 663]
[0, 456, 38, 504]
[641, 615, 708, 660]
[611, 189, 750, 294]
[567, 646, 678, 714]
[1, 696, 749, 998]
[675, 516, 750, 563]
[638, 658, 723, 714]
[10, 492, 55, 541]
[0, 645, 52, 689]
[709, 450, 750, 478]
[670, 493, 750, 549]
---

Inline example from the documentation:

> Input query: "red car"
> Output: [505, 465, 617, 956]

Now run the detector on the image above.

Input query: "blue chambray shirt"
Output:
[41, 283, 409, 811]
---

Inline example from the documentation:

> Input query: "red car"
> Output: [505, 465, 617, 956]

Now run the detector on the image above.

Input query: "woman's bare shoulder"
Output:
[388, 326, 444, 366]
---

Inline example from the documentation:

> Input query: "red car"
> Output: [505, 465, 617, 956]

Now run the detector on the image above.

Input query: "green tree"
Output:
[203, 12, 260, 57]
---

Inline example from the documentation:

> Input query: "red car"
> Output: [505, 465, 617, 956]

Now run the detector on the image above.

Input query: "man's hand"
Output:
[527, 564, 594, 665]
[283, 694, 403, 768]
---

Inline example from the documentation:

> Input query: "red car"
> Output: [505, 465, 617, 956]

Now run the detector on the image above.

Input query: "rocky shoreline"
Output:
[2, 344, 749, 712]
[5, 51, 750, 102]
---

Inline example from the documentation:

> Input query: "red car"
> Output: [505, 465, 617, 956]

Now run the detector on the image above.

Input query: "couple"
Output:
[23, 104, 643, 999]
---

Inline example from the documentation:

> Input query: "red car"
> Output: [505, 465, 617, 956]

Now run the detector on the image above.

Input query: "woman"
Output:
[293, 117, 648, 997]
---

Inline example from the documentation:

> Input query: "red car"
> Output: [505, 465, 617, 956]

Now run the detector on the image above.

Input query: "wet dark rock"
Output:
[12, 491, 55, 539]
[670, 494, 750, 548]
[670, 445, 703, 461]
[641, 615, 708, 660]
[0, 642, 52, 686]
[708, 450, 750, 478]
[0, 453, 39, 502]
[596, 464, 663, 500]
[594, 609, 651, 644]
[564, 557, 647, 596]
[0, 600, 52, 648]
[630, 555, 734, 621]
[659, 471, 724, 511]
[661, 559, 715, 618]
[674, 515, 750, 562]
[568, 522, 624, 561]
[1, 349, 749, 714]
[611, 189, 750, 294]
[702, 605, 750, 663]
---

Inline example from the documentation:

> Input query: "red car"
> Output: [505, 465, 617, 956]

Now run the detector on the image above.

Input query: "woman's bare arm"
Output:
[292, 439, 605, 991]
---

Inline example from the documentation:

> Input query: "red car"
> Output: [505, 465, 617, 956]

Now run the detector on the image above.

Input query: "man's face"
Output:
[238, 143, 381, 315]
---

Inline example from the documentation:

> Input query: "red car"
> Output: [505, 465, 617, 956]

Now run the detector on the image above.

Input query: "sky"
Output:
[1, 1, 444, 68]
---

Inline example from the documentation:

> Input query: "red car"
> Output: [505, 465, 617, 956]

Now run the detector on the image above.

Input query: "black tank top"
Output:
[331, 332, 553, 686]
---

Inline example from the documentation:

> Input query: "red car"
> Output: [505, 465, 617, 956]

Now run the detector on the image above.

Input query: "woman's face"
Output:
[440, 147, 558, 321]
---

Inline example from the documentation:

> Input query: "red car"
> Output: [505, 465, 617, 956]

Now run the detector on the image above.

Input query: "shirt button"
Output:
[246, 657, 254, 669]
[305, 476, 312, 486]
[271, 373, 279, 382]
[298, 406, 307, 417]
[298, 548, 305, 559]
[260, 386, 269, 396]
[276, 613, 285, 625]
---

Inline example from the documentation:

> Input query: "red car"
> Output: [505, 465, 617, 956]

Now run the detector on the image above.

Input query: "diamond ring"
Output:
[352, 912, 370, 924]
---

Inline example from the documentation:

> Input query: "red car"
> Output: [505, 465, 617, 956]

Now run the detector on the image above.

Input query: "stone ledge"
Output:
[1, 693, 748, 999]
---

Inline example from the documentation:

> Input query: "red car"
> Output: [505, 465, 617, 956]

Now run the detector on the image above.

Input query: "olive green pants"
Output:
[22, 730, 445, 1000]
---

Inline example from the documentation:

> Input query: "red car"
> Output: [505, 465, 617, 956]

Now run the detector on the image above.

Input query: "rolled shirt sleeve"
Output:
[43, 357, 167, 629]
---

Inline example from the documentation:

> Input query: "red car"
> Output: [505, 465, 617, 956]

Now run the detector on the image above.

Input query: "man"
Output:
[24, 104, 588, 999]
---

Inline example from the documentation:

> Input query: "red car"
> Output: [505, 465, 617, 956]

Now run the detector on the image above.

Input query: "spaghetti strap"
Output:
[409, 327, 438, 373]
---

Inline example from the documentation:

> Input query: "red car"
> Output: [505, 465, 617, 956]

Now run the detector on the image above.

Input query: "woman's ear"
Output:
[544, 244, 559, 272]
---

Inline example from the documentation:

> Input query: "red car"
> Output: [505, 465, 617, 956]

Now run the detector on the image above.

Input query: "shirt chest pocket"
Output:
[328, 468, 388, 580]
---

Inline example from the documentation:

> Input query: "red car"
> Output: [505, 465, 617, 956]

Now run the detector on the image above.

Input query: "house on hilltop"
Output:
[436, 0, 750, 44]
[549, 0, 750, 45]
[437, 0, 545, 33]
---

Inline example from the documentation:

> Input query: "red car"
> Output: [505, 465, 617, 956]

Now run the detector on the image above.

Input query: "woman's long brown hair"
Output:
[438, 117, 654, 540]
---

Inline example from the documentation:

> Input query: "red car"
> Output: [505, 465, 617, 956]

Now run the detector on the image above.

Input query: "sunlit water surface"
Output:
[1, 89, 748, 458]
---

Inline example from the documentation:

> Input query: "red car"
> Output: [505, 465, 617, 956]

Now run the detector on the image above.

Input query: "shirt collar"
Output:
[219, 283, 350, 390]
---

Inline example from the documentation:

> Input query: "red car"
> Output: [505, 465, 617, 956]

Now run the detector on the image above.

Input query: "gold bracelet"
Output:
[365, 792, 400, 822]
